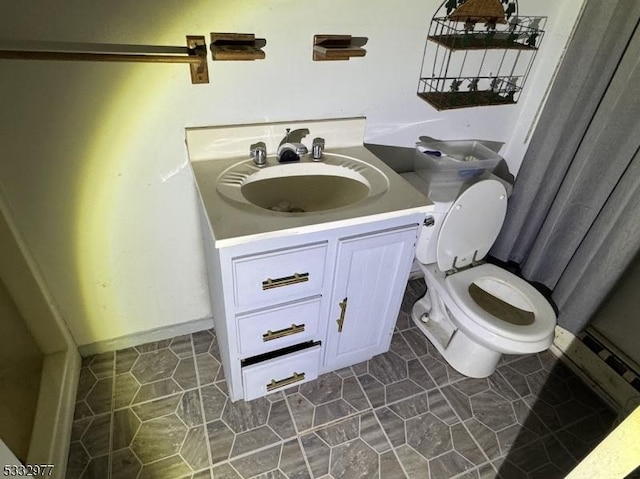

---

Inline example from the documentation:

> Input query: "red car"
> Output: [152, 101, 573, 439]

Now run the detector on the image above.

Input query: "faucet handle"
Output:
[312, 137, 325, 160]
[250, 142, 267, 167]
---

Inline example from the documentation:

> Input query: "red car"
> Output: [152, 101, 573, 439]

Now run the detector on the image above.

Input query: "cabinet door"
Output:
[324, 225, 418, 371]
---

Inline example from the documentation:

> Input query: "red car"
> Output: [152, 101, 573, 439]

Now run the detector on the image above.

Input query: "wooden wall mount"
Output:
[313, 35, 367, 61]
[210, 33, 266, 61]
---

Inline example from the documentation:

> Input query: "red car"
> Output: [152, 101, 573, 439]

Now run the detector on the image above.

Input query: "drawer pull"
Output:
[263, 323, 306, 342]
[267, 372, 305, 392]
[336, 297, 348, 333]
[262, 272, 309, 290]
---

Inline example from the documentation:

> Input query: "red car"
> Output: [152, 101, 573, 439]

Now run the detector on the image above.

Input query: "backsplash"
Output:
[186, 117, 367, 162]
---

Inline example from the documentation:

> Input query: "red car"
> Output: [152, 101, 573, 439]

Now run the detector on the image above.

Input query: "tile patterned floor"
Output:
[68, 280, 619, 479]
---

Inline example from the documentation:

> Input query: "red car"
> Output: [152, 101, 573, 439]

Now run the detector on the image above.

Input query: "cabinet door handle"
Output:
[262, 272, 309, 290]
[266, 372, 305, 392]
[336, 297, 348, 333]
[262, 323, 306, 342]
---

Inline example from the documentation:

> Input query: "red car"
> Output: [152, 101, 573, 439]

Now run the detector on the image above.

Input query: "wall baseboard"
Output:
[552, 326, 640, 416]
[78, 316, 214, 356]
[27, 348, 81, 479]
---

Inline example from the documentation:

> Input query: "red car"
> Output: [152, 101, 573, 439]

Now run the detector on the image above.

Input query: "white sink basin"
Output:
[188, 119, 432, 246]
[216, 153, 389, 214]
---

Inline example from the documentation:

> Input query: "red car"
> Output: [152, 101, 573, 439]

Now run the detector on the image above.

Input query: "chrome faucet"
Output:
[311, 137, 325, 160]
[250, 142, 267, 167]
[277, 128, 309, 162]
[280, 128, 310, 146]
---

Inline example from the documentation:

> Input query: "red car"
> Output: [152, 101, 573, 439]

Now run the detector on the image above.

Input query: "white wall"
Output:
[0, 0, 584, 346]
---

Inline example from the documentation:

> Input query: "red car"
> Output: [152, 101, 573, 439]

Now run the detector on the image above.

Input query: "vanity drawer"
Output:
[237, 296, 322, 357]
[232, 242, 327, 309]
[242, 344, 322, 401]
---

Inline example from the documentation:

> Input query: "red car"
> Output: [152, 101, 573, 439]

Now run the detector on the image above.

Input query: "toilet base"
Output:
[411, 299, 501, 378]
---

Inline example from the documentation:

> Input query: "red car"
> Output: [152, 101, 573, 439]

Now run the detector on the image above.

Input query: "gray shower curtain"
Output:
[491, 0, 640, 334]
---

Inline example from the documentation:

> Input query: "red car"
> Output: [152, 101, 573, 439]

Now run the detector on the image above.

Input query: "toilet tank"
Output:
[400, 171, 458, 265]
[416, 207, 447, 265]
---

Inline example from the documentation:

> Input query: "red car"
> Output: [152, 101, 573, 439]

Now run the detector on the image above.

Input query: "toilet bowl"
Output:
[409, 178, 556, 378]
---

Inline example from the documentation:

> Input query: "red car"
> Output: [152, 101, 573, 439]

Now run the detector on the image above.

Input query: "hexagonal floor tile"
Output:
[330, 438, 379, 479]
[114, 373, 140, 410]
[81, 413, 111, 458]
[85, 378, 113, 415]
[131, 414, 187, 463]
[111, 447, 142, 479]
[406, 412, 452, 460]
[181, 426, 210, 471]
[138, 455, 191, 479]
[368, 350, 408, 385]
[89, 352, 114, 379]
[299, 372, 343, 406]
[470, 390, 517, 432]
[131, 349, 179, 384]
[115, 348, 139, 375]
[222, 396, 270, 433]
[76, 367, 98, 401]
[112, 409, 141, 451]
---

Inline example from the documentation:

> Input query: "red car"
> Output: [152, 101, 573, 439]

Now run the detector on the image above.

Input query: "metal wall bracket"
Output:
[186, 35, 209, 84]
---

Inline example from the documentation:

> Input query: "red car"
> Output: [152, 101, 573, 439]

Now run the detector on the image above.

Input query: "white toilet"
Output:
[410, 178, 556, 378]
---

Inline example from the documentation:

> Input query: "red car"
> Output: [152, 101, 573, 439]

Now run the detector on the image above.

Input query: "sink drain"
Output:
[268, 201, 305, 213]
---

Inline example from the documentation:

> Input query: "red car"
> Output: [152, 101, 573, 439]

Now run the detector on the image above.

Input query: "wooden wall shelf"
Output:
[210, 33, 266, 61]
[428, 33, 539, 51]
[313, 35, 367, 61]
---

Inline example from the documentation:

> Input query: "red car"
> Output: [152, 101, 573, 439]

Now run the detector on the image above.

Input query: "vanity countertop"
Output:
[187, 118, 432, 248]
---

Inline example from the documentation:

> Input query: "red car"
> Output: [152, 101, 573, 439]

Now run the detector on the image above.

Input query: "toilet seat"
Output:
[436, 180, 507, 272]
[445, 263, 556, 343]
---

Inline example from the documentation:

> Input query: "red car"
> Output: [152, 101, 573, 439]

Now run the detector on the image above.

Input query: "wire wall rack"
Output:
[417, 0, 546, 110]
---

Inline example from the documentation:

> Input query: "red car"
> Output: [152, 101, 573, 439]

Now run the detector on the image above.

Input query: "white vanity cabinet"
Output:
[200, 208, 424, 402]
[189, 118, 433, 402]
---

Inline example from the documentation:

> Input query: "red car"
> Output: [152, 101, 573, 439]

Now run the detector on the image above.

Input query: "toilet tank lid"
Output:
[437, 179, 508, 272]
